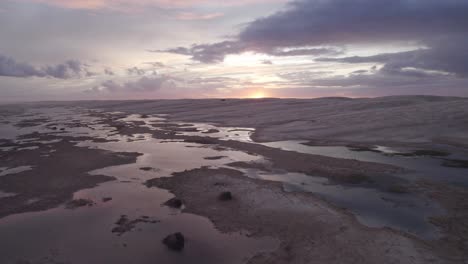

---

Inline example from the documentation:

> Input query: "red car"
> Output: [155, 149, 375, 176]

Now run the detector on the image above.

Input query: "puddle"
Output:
[172, 122, 254, 143]
[262, 140, 468, 187]
[0, 108, 277, 264]
[234, 167, 443, 239]
[0, 180, 277, 264]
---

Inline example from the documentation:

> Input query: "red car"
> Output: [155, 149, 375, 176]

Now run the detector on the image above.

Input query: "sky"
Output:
[1, 0, 468, 101]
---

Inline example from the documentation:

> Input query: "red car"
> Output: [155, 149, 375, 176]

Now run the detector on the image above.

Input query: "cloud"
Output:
[143, 62, 167, 68]
[277, 64, 464, 92]
[21, 0, 286, 10]
[127, 67, 146, 76]
[237, 0, 468, 47]
[155, 41, 340, 63]
[0, 54, 90, 79]
[156, 41, 247, 63]
[175, 12, 224, 20]
[158, 0, 468, 68]
[317, 37, 468, 77]
[104, 68, 114, 75]
[90, 75, 175, 93]
[261, 59, 273, 65]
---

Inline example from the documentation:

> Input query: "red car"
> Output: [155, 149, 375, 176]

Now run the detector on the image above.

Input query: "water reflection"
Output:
[262, 140, 468, 186]
[0, 108, 277, 264]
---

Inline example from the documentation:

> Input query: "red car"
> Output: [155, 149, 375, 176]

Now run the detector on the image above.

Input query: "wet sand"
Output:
[0, 133, 140, 218]
[146, 167, 443, 264]
[0, 98, 467, 263]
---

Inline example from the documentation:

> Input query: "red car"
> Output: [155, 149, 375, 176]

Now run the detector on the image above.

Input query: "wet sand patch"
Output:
[2, 104, 467, 264]
[146, 167, 441, 264]
[0, 134, 140, 219]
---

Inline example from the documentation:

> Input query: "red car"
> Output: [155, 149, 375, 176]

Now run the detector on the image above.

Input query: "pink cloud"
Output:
[21, 0, 286, 11]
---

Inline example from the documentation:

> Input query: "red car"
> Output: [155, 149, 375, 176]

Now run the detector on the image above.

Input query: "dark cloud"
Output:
[158, 0, 468, 76]
[0, 54, 89, 79]
[155, 41, 340, 63]
[238, 0, 468, 47]
[154, 41, 247, 63]
[318, 36, 468, 77]
[278, 65, 464, 92]
[268, 47, 342, 57]
[90, 75, 175, 93]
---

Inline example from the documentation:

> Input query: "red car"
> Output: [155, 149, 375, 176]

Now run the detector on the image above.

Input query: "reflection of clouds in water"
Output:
[262, 140, 468, 186]
[0, 110, 277, 264]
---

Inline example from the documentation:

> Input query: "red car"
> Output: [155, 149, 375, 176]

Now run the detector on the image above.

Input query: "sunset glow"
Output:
[248, 91, 267, 99]
[1, 0, 468, 101]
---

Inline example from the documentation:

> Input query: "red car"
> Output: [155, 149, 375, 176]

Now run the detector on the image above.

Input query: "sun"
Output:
[249, 91, 267, 99]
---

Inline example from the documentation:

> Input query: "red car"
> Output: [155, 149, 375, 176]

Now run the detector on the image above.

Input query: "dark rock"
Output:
[162, 232, 185, 251]
[218, 191, 232, 201]
[163, 198, 183, 208]
[139, 167, 154, 171]
[102, 197, 112, 202]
